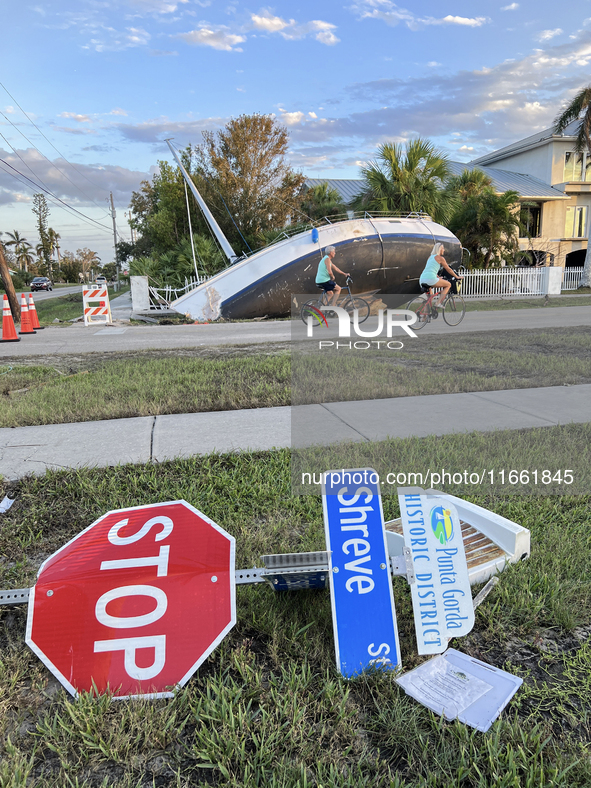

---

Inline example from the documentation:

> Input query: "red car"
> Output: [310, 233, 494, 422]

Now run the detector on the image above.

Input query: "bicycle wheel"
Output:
[300, 299, 325, 325]
[443, 294, 466, 326]
[406, 295, 430, 330]
[344, 297, 370, 324]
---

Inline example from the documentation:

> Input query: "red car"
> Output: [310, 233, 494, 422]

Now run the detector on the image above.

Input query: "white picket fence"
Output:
[459, 266, 584, 299]
[561, 266, 584, 291]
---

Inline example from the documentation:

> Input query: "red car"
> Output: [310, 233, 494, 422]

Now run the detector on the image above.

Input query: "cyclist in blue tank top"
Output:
[419, 243, 463, 308]
[315, 246, 350, 306]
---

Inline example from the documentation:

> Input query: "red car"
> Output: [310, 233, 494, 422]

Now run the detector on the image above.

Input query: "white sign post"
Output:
[398, 488, 474, 655]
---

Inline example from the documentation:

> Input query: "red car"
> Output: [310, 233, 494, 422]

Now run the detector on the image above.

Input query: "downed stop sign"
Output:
[25, 501, 236, 699]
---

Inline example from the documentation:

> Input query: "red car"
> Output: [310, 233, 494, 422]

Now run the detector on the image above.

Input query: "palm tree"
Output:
[446, 168, 493, 200]
[351, 138, 453, 223]
[554, 85, 591, 287]
[48, 228, 61, 271]
[4, 231, 35, 272]
[448, 177, 521, 268]
[301, 183, 345, 220]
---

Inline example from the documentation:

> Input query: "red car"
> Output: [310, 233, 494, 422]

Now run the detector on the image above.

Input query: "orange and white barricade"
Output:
[82, 285, 112, 326]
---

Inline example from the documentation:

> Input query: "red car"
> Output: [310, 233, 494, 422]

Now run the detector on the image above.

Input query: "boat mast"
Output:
[165, 139, 236, 262]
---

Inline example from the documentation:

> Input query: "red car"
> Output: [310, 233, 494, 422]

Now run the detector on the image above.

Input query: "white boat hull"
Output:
[172, 217, 461, 321]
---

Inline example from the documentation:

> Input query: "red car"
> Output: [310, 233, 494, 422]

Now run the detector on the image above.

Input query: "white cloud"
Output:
[431, 15, 487, 27]
[128, 0, 188, 12]
[427, 61, 441, 67]
[110, 108, 128, 116]
[84, 27, 151, 52]
[351, 1, 488, 31]
[308, 111, 318, 118]
[536, 28, 563, 42]
[501, 3, 519, 10]
[59, 112, 92, 123]
[251, 13, 289, 33]
[280, 110, 306, 125]
[177, 27, 246, 50]
[249, 12, 340, 45]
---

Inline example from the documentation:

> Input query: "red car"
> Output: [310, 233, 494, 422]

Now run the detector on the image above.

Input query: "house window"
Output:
[519, 203, 541, 237]
[564, 205, 588, 238]
[564, 151, 591, 182]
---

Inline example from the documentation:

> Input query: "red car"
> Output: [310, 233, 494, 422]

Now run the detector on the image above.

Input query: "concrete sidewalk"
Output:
[1, 384, 589, 480]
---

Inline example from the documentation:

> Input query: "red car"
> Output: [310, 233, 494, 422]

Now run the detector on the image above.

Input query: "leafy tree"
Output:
[60, 252, 83, 283]
[128, 147, 208, 258]
[129, 234, 225, 288]
[127, 115, 305, 282]
[99, 262, 118, 281]
[32, 194, 52, 276]
[447, 169, 521, 268]
[193, 114, 306, 253]
[301, 183, 346, 220]
[554, 84, 591, 287]
[351, 138, 453, 223]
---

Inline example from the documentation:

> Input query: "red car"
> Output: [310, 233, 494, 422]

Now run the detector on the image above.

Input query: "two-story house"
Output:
[470, 119, 590, 268]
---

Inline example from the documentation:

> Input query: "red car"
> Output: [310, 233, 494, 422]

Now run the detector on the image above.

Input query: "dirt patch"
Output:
[0, 343, 289, 374]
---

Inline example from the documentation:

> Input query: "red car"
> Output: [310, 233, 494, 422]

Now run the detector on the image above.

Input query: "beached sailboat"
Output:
[166, 142, 462, 321]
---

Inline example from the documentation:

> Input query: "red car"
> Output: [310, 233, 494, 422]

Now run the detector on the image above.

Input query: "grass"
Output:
[1, 326, 590, 427]
[462, 294, 591, 311]
[292, 422, 591, 497]
[1, 453, 591, 786]
[0, 354, 290, 427]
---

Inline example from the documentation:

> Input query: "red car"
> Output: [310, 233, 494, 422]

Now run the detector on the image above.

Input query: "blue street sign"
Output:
[322, 468, 401, 677]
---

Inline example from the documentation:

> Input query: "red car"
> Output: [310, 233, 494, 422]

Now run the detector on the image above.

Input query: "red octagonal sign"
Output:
[25, 501, 236, 699]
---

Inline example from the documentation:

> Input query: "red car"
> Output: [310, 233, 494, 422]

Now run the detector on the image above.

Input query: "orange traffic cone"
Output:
[1, 295, 20, 342]
[19, 293, 36, 335]
[27, 293, 44, 330]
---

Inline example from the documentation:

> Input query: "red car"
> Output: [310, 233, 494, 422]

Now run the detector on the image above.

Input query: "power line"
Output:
[0, 109, 111, 219]
[0, 158, 113, 234]
[0, 82, 115, 209]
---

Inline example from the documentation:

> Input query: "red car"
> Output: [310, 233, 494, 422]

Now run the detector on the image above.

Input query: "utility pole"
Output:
[109, 192, 119, 283]
[0, 243, 20, 322]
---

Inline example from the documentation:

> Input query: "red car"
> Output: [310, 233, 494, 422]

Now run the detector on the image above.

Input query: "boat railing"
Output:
[149, 275, 214, 307]
[236, 210, 432, 261]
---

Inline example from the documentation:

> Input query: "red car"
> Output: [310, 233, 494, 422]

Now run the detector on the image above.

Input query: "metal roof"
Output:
[470, 120, 581, 166]
[305, 160, 567, 204]
[304, 178, 364, 203]
[445, 162, 568, 200]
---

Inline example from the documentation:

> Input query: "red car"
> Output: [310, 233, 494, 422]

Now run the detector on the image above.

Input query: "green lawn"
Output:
[1, 326, 590, 427]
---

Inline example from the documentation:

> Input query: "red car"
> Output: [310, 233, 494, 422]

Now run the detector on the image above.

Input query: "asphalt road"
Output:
[18, 286, 82, 302]
[1, 304, 590, 358]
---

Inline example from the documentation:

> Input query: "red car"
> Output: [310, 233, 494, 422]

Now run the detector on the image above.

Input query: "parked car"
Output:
[31, 277, 53, 292]
[95, 275, 107, 285]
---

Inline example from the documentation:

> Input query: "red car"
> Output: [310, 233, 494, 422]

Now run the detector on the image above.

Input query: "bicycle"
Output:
[300, 276, 370, 325]
[406, 285, 466, 329]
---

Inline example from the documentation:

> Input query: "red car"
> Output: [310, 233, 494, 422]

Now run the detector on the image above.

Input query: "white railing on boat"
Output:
[148, 276, 212, 308]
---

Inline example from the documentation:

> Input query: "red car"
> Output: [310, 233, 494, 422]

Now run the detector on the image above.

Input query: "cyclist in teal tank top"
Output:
[315, 246, 350, 306]
[419, 243, 463, 308]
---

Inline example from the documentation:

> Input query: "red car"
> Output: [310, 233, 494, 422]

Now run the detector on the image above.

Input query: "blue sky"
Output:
[1, 0, 590, 263]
